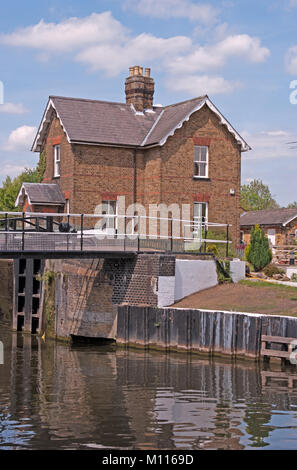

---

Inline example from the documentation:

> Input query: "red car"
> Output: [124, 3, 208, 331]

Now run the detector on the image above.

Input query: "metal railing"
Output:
[0, 211, 232, 255]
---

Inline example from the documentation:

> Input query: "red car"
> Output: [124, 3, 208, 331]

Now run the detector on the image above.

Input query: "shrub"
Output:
[263, 264, 285, 278]
[291, 273, 297, 282]
[246, 224, 272, 272]
[206, 244, 218, 256]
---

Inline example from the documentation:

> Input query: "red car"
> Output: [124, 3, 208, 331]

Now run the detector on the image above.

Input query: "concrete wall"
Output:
[0, 259, 13, 326]
[117, 305, 297, 359]
[229, 259, 246, 283]
[174, 259, 218, 301]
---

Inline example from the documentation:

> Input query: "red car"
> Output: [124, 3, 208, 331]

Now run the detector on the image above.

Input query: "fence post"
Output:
[226, 224, 229, 258]
[137, 215, 140, 252]
[81, 214, 84, 252]
[123, 215, 126, 251]
[204, 226, 208, 253]
[5, 213, 8, 250]
[22, 212, 25, 251]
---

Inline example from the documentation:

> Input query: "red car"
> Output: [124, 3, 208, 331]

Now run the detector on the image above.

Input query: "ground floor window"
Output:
[101, 200, 117, 231]
[193, 202, 208, 233]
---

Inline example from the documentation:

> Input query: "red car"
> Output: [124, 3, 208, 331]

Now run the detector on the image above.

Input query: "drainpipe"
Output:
[133, 147, 137, 206]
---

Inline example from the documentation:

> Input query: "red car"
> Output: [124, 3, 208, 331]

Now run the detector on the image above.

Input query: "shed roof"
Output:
[15, 183, 65, 207]
[240, 208, 297, 227]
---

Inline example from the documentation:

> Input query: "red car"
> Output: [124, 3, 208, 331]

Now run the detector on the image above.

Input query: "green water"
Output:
[1, 325, 297, 450]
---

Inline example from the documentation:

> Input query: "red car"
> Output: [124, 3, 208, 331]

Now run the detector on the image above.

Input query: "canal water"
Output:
[1, 325, 297, 450]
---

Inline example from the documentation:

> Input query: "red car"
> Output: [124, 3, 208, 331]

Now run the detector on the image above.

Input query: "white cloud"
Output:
[0, 103, 28, 114]
[76, 33, 191, 76]
[285, 45, 297, 74]
[168, 34, 270, 75]
[0, 163, 28, 178]
[3, 126, 37, 152]
[0, 12, 127, 52]
[241, 129, 296, 160]
[122, 0, 219, 23]
[167, 74, 240, 95]
[0, 11, 270, 96]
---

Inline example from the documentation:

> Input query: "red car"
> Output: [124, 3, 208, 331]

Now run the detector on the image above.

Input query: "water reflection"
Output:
[1, 325, 297, 449]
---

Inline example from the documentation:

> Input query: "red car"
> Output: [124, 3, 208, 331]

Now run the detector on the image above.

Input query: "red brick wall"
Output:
[42, 114, 74, 211]
[40, 106, 242, 244]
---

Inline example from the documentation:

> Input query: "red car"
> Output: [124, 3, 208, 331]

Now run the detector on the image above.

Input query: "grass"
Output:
[239, 279, 297, 292]
[174, 280, 297, 317]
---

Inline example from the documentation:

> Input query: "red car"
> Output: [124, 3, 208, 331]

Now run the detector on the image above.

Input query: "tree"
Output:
[287, 201, 297, 208]
[246, 224, 272, 271]
[241, 179, 279, 211]
[0, 152, 46, 212]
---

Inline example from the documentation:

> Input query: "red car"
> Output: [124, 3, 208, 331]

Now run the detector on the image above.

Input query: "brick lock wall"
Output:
[47, 254, 175, 339]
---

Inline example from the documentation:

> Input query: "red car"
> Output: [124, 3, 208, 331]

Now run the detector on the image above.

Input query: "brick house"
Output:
[16, 66, 250, 244]
[240, 208, 297, 246]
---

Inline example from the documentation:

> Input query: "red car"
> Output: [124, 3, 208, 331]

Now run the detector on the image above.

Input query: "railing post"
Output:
[81, 214, 84, 252]
[204, 226, 208, 253]
[123, 215, 126, 252]
[226, 224, 229, 258]
[137, 215, 140, 252]
[5, 213, 8, 250]
[170, 218, 173, 252]
[22, 212, 25, 251]
[67, 214, 70, 251]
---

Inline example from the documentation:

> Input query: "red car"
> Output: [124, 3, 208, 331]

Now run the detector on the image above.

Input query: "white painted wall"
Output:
[174, 259, 218, 302]
[229, 260, 246, 283]
[158, 276, 175, 307]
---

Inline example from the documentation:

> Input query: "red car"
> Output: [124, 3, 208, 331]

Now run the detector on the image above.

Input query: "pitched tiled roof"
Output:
[240, 208, 297, 227]
[15, 183, 65, 207]
[32, 95, 250, 152]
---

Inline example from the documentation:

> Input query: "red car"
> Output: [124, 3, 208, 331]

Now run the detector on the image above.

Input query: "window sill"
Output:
[193, 176, 210, 181]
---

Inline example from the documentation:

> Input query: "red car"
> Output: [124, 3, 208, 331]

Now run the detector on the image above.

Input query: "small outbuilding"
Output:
[240, 208, 297, 246]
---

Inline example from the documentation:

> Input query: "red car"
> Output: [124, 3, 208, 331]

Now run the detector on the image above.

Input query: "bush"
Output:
[291, 273, 297, 282]
[206, 244, 218, 256]
[246, 224, 272, 272]
[263, 264, 285, 278]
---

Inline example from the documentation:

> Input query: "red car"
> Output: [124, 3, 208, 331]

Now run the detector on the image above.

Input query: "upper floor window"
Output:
[194, 146, 208, 178]
[54, 145, 60, 177]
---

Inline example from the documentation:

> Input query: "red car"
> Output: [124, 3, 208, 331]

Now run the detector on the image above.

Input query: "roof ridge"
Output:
[50, 95, 128, 106]
[163, 95, 207, 109]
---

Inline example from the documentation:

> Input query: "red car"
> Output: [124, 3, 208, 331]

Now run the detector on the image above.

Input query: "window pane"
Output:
[194, 162, 199, 176]
[198, 163, 206, 177]
[200, 147, 207, 161]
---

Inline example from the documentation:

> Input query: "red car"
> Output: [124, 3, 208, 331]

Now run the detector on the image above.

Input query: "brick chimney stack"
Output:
[125, 66, 155, 112]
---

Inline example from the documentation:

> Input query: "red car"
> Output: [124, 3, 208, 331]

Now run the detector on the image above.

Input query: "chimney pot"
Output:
[125, 66, 154, 111]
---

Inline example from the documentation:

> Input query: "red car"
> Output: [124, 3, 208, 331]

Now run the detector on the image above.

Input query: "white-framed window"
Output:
[194, 146, 208, 178]
[193, 202, 208, 233]
[54, 145, 60, 177]
[102, 200, 117, 231]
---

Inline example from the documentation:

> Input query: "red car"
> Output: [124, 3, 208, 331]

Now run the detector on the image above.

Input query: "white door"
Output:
[267, 229, 276, 246]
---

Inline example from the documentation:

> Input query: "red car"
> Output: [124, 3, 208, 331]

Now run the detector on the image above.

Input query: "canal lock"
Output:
[13, 259, 45, 334]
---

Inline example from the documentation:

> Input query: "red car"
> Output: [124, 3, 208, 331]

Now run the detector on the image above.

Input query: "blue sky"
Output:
[0, 0, 297, 206]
